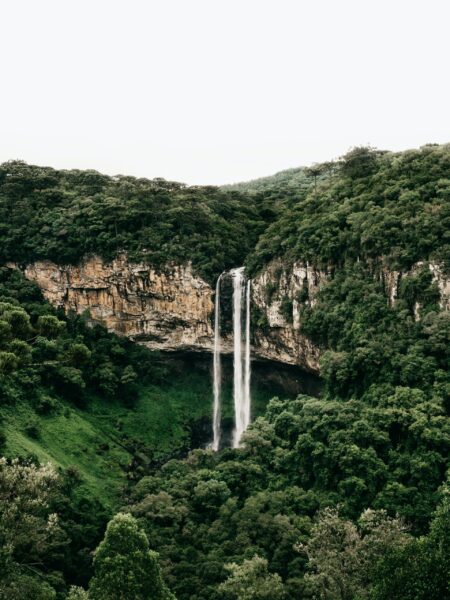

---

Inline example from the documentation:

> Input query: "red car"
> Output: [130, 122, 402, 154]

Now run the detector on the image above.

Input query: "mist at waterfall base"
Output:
[212, 268, 251, 451]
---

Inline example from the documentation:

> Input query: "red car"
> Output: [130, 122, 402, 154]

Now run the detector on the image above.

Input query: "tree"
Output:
[0, 573, 57, 600]
[340, 146, 379, 179]
[67, 587, 89, 599]
[218, 555, 286, 600]
[0, 458, 65, 599]
[89, 513, 175, 600]
[371, 491, 450, 600]
[302, 507, 409, 600]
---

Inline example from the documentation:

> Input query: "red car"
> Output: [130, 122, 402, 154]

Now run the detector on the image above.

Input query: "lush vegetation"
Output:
[123, 388, 449, 599]
[0, 268, 206, 597]
[0, 161, 273, 283]
[0, 144, 449, 598]
[0, 269, 277, 597]
[123, 144, 448, 599]
[0, 268, 220, 494]
[247, 144, 450, 274]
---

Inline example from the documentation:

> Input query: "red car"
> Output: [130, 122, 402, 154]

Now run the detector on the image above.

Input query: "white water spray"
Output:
[212, 268, 252, 450]
[231, 268, 245, 448]
[212, 274, 222, 451]
[243, 279, 251, 433]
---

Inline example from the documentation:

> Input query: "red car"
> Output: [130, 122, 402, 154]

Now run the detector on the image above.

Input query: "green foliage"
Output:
[398, 268, 440, 313]
[250, 305, 269, 332]
[264, 281, 278, 304]
[24, 416, 41, 438]
[1, 145, 449, 598]
[340, 146, 382, 179]
[0, 161, 271, 284]
[371, 490, 450, 600]
[279, 296, 293, 323]
[89, 513, 174, 600]
[302, 507, 409, 600]
[0, 268, 174, 416]
[0, 573, 57, 600]
[247, 144, 450, 274]
[219, 555, 286, 600]
[298, 264, 447, 398]
[127, 386, 449, 599]
[0, 458, 65, 598]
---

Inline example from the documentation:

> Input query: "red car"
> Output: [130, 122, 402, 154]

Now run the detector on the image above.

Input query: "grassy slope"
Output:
[1, 361, 278, 509]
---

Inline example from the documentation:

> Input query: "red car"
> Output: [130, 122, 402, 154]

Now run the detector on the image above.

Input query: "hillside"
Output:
[0, 144, 449, 599]
[245, 145, 449, 273]
[223, 166, 311, 194]
[0, 162, 273, 284]
[0, 269, 278, 504]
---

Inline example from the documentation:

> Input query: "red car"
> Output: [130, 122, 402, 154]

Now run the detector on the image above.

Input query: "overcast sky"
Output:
[1, 0, 449, 185]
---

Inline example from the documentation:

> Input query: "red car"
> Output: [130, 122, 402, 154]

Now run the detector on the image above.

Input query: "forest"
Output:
[0, 144, 449, 599]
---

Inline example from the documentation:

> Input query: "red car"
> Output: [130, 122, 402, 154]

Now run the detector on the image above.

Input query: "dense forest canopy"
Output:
[0, 144, 449, 599]
[0, 162, 273, 284]
[1, 145, 448, 285]
[246, 144, 450, 274]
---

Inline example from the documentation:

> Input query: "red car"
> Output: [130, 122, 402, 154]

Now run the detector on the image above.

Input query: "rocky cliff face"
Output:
[17, 255, 322, 372]
[251, 259, 450, 371]
[13, 255, 450, 376]
[251, 260, 326, 372]
[380, 261, 450, 312]
[22, 256, 214, 352]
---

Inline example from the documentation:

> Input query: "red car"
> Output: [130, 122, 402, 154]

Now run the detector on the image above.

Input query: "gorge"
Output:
[0, 145, 449, 600]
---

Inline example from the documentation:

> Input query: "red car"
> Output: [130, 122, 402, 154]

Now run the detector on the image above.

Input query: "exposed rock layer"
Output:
[18, 255, 322, 372]
[251, 260, 325, 372]
[23, 256, 214, 352]
[13, 255, 450, 376]
[380, 261, 450, 312]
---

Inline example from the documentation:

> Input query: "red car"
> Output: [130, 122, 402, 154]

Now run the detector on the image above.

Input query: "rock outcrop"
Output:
[22, 255, 214, 352]
[12, 254, 450, 376]
[251, 260, 327, 372]
[380, 261, 450, 312]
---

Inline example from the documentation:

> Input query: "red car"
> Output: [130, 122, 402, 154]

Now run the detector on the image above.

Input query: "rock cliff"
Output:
[16, 255, 322, 372]
[22, 256, 214, 352]
[12, 255, 450, 376]
[380, 261, 450, 312]
[251, 260, 326, 372]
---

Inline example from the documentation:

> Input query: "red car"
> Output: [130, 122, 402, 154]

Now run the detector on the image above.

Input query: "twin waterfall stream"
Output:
[212, 268, 251, 451]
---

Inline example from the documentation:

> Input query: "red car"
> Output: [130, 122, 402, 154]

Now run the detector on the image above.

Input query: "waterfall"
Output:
[212, 267, 251, 451]
[231, 267, 245, 448]
[212, 274, 222, 451]
[243, 279, 251, 433]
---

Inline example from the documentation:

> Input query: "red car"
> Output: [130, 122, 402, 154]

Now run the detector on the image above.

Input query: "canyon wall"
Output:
[16, 255, 321, 372]
[251, 260, 326, 372]
[11, 255, 450, 376]
[22, 255, 214, 352]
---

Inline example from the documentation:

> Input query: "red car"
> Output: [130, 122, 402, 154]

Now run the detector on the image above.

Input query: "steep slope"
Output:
[0, 269, 291, 508]
[1, 144, 449, 599]
[0, 161, 271, 284]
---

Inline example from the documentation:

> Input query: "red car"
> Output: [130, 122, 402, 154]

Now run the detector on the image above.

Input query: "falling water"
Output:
[231, 268, 245, 448]
[212, 274, 222, 451]
[212, 268, 251, 451]
[243, 279, 251, 433]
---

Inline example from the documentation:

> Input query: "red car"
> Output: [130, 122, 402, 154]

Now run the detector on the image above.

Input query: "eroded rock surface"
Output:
[23, 256, 214, 352]
[13, 255, 449, 376]
[251, 260, 326, 373]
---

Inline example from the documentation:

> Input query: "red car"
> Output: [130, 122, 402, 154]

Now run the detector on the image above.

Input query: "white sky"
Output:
[1, 0, 449, 185]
